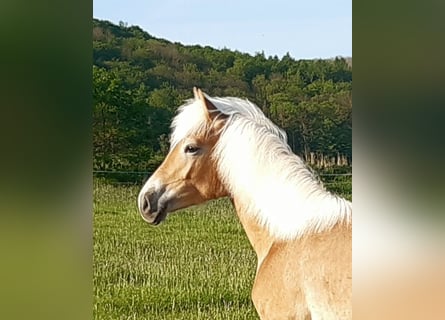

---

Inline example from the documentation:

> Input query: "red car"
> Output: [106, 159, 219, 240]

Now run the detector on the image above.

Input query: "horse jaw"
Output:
[138, 178, 206, 225]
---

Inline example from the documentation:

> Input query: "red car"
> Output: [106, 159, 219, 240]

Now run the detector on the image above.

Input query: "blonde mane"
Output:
[171, 95, 352, 239]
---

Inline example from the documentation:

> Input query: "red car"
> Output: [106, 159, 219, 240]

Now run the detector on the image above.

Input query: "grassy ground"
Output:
[93, 177, 351, 319]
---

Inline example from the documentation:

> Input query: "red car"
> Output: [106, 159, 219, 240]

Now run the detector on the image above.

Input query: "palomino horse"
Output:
[138, 88, 352, 319]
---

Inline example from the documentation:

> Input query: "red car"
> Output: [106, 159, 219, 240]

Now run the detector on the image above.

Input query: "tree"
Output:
[93, 18, 352, 172]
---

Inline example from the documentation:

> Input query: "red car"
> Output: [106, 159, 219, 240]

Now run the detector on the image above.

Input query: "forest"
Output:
[93, 18, 352, 175]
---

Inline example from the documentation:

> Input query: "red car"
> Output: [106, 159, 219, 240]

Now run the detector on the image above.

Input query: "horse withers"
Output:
[138, 88, 352, 319]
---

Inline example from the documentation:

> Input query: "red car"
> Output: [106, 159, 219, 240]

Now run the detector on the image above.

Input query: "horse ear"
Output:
[193, 87, 218, 121]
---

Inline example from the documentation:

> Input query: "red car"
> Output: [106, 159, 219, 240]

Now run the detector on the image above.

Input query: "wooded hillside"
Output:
[93, 18, 352, 173]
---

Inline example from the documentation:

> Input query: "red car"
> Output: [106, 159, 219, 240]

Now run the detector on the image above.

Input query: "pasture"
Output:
[93, 175, 351, 319]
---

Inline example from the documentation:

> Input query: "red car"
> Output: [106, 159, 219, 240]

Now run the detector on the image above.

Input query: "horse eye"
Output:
[184, 145, 200, 154]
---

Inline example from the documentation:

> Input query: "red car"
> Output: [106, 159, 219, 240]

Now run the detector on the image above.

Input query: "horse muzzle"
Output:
[138, 188, 168, 225]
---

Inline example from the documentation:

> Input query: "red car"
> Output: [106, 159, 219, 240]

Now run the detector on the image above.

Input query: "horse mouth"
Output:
[140, 203, 168, 226]
[139, 188, 170, 225]
[152, 207, 168, 225]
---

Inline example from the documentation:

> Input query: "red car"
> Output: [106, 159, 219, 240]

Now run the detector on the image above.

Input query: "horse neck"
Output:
[215, 119, 351, 239]
[231, 197, 274, 266]
[217, 144, 351, 239]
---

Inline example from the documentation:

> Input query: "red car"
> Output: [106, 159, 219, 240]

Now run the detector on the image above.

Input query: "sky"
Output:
[93, 0, 351, 59]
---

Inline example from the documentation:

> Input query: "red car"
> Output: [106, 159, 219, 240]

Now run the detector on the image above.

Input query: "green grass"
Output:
[94, 181, 257, 319]
[94, 177, 351, 319]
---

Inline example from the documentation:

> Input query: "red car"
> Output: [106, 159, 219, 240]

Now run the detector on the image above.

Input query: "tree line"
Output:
[93, 18, 352, 173]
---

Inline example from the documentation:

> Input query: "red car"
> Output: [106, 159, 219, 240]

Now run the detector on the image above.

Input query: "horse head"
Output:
[137, 88, 228, 225]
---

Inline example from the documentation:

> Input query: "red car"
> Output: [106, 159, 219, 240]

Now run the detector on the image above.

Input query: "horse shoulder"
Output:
[252, 223, 352, 319]
[252, 241, 310, 319]
[296, 223, 352, 319]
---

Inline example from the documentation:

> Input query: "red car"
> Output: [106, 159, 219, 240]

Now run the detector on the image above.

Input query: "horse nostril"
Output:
[142, 194, 150, 214]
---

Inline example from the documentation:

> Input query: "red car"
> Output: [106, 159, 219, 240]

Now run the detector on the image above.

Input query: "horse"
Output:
[138, 88, 352, 319]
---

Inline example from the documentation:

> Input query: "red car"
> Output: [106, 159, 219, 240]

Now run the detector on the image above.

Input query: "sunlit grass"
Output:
[93, 181, 257, 319]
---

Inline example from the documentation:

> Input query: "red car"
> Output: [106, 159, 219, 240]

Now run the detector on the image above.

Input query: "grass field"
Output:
[93, 176, 351, 319]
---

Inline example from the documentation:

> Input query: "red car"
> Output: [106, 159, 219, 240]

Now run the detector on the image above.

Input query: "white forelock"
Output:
[170, 94, 352, 239]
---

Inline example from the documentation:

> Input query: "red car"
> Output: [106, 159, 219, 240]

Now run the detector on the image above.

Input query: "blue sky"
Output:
[93, 0, 351, 59]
